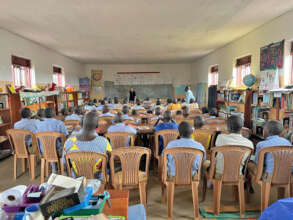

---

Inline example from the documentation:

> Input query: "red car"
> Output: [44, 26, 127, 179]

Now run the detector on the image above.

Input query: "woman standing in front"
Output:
[185, 86, 195, 104]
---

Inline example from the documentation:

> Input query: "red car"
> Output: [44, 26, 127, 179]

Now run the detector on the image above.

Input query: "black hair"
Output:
[194, 116, 204, 129]
[100, 100, 105, 105]
[176, 110, 182, 115]
[265, 120, 283, 136]
[227, 115, 243, 133]
[122, 105, 129, 114]
[37, 108, 45, 118]
[167, 98, 172, 104]
[114, 112, 123, 123]
[155, 107, 161, 116]
[179, 121, 192, 138]
[209, 108, 218, 117]
[114, 97, 119, 104]
[44, 107, 55, 118]
[156, 100, 161, 106]
[185, 86, 189, 92]
[20, 107, 31, 119]
[201, 107, 209, 114]
[163, 110, 172, 122]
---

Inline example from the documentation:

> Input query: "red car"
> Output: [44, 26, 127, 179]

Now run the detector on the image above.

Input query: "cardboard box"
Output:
[39, 174, 84, 217]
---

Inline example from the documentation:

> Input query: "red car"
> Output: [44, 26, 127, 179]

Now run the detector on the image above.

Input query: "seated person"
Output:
[71, 116, 84, 135]
[151, 107, 162, 122]
[60, 108, 69, 116]
[189, 99, 199, 109]
[107, 112, 137, 135]
[208, 108, 218, 118]
[62, 111, 112, 178]
[84, 101, 96, 111]
[36, 108, 45, 122]
[201, 106, 209, 114]
[165, 122, 206, 177]
[65, 106, 82, 121]
[182, 105, 189, 118]
[143, 97, 152, 109]
[204, 115, 253, 178]
[151, 99, 162, 111]
[99, 105, 115, 117]
[123, 98, 129, 106]
[175, 110, 183, 117]
[67, 106, 74, 116]
[122, 105, 134, 120]
[14, 107, 38, 152]
[107, 98, 114, 109]
[96, 100, 106, 111]
[155, 110, 178, 154]
[248, 120, 292, 179]
[167, 99, 181, 111]
[134, 99, 145, 110]
[193, 115, 204, 129]
[113, 97, 122, 109]
[37, 107, 69, 151]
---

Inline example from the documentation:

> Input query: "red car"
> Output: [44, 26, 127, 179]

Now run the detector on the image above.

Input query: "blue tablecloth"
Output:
[128, 204, 146, 220]
[259, 197, 293, 220]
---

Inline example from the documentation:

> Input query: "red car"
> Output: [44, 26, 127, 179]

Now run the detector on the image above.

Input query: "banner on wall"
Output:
[260, 40, 284, 71]
[79, 77, 90, 92]
[91, 70, 103, 94]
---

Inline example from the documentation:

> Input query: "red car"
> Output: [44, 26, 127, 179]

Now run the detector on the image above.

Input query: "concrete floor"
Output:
[0, 156, 281, 219]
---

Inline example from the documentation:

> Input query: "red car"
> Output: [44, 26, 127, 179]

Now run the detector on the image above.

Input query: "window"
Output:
[53, 66, 65, 87]
[208, 65, 218, 86]
[290, 42, 293, 84]
[11, 55, 35, 88]
[233, 55, 251, 87]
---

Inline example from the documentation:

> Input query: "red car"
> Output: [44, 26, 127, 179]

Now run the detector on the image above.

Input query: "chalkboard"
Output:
[104, 81, 174, 99]
[175, 84, 186, 95]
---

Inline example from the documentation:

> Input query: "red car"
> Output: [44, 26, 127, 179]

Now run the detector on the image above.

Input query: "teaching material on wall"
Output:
[260, 40, 284, 71]
[79, 77, 90, 92]
[104, 81, 173, 98]
[91, 70, 103, 95]
[194, 83, 208, 106]
[114, 72, 171, 85]
[175, 84, 186, 95]
[259, 69, 279, 91]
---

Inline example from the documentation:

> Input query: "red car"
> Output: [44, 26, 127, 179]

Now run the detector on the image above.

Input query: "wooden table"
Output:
[96, 189, 129, 219]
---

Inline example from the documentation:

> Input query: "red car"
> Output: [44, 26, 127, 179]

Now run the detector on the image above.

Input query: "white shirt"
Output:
[215, 133, 254, 174]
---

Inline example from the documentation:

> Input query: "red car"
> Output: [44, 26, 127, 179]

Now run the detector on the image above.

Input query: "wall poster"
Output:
[260, 40, 284, 71]
[91, 70, 103, 95]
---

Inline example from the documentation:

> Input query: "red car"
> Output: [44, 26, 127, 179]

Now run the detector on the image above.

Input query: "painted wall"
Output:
[0, 28, 84, 91]
[191, 9, 293, 86]
[85, 63, 192, 98]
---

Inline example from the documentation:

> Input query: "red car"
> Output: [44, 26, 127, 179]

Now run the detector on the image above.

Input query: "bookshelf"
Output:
[0, 93, 21, 159]
[56, 91, 89, 114]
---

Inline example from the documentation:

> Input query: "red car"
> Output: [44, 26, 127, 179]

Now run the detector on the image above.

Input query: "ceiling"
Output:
[1, 0, 293, 64]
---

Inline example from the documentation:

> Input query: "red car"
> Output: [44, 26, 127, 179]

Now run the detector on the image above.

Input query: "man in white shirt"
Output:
[204, 115, 254, 178]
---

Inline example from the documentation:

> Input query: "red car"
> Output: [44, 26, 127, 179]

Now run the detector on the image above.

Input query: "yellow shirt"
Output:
[167, 103, 182, 111]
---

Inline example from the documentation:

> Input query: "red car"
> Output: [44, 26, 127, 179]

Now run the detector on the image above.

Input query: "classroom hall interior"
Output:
[1, 1, 293, 220]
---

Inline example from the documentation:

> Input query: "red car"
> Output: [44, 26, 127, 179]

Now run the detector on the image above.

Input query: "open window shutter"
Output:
[236, 55, 251, 67]
[11, 55, 31, 67]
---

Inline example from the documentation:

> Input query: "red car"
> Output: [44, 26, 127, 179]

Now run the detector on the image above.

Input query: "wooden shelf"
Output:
[0, 123, 10, 128]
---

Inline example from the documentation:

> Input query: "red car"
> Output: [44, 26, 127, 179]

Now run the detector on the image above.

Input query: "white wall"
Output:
[85, 63, 192, 86]
[191, 9, 293, 86]
[0, 28, 84, 86]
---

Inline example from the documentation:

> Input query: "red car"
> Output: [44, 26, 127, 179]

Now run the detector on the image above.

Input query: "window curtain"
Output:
[235, 64, 250, 87]
[53, 66, 65, 87]
[12, 65, 32, 88]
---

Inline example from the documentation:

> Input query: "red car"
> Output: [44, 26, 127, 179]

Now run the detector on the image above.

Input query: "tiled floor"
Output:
[0, 156, 281, 219]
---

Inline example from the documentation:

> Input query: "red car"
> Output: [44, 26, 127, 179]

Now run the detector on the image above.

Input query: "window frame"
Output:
[233, 55, 252, 87]
[11, 55, 34, 88]
[208, 65, 219, 86]
[52, 66, 65, 88]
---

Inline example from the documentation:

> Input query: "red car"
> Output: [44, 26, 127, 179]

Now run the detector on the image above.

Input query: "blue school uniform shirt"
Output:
[165, 138, 206, 176]
[84, 105, 96, 111]
[123, 114, 134, 120]
[65, 114, 81, 121]
[254, 135, 292, 174]
[37, 118, 69, 151]
[62, 135, 112, 179]
[14, 118, 38, 146]
[155, 122, 178, 155]
[186, 89, 195, 104]
[99, 112, 115, 117]
[107, 123, 137, 135]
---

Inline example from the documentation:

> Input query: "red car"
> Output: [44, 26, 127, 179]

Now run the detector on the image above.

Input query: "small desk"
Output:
[96, 189, 129, 219]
